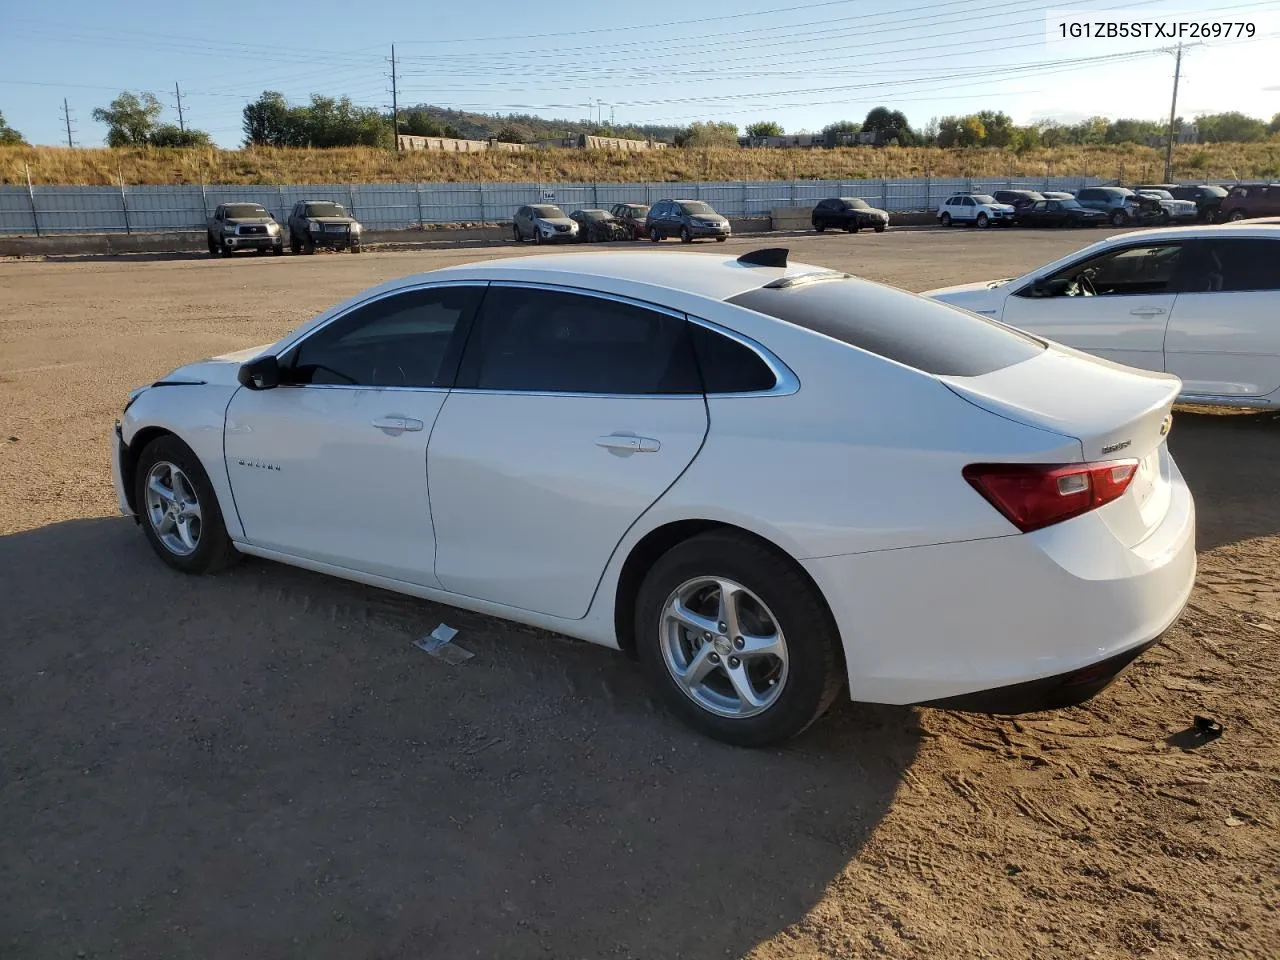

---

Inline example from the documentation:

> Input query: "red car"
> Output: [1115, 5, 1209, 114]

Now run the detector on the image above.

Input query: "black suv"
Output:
[646, 200, 730, 242]
[811, 197, 889, 233]
[992, 189, 1045, 214]
[286, 201, 363, 254]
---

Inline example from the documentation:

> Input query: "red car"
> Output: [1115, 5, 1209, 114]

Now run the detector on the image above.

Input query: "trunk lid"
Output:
[941, 345, 1180, 545]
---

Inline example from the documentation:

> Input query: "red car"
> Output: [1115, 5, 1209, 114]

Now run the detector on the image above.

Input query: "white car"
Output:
[937, 193, 1017, 228]
[112, 249, 1195, 745]
[1136, 190, 1199, 223]
[924, 223, 1280, 408]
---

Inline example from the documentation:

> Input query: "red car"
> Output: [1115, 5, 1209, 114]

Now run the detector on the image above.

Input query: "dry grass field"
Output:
[1, 231, 1277, 959]
[4, 140, 1280, 185]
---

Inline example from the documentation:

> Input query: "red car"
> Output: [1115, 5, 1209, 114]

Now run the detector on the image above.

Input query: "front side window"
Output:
[458, 287, 701, 394]
[286, 286, 482, 388]
[1047, 243, 1184, 296]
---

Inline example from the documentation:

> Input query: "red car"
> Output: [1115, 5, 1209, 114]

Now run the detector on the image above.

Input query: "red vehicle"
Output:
[1220, 183, 1280, 221]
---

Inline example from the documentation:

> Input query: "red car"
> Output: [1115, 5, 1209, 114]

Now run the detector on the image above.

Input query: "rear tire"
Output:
[134, 435, 240, 576]
[635, 531, 845, 747]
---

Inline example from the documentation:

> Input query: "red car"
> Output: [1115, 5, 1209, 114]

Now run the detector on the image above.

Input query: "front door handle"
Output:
[372, 416, 424, 433]
[1129, 307, 1167, 317]
[595, 435, 661, 454]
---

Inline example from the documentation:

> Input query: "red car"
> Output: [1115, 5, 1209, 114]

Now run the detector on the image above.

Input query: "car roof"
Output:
[1096, 222, 1280, 244]
[379, 251, 837, 304]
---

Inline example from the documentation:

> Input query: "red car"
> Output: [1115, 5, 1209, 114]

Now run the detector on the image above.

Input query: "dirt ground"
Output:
[1, 230, 1277, 960]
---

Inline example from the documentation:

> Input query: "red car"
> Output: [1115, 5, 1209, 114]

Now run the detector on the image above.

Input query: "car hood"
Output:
[225, 217, 277, 226]
[858, 207, 889, 217]
[157, 343, 276, 387]
[306, 216, 357, 225]
[536, 217, 577, 227]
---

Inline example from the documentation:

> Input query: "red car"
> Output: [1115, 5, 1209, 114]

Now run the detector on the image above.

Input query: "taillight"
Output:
[963, 459, 1139, 533]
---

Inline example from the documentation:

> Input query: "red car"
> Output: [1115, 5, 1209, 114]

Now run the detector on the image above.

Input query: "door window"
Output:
[458, 287, 701, 394]
[1180, 239, 1280, 293]
[1046, 243, 1184, 297]
[285, 286, 482, 388]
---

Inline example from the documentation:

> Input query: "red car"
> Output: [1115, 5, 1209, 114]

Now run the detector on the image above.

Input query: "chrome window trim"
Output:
[446, 280, 799, 400]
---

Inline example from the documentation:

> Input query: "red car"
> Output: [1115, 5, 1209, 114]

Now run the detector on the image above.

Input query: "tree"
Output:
[494, 125, 526, 143]
[974, 111, 1013, 148]
[1270, 113, 1280, 136]
[0, 111, 26, 146]
[745, 120, 784, 138]
[936, 115, 985, 148]
[243, 91, 295, 146]
[820, 120, 861, 147]
[861, 107, 915, 145]
[443, 124, 462, 139]
[1105, 118, 1161, 145]
[241, 91, 388, 148]
[1196, 111, 1268, 143]
[920, 117, 940, 145]
[674, 121, 739, 147]
[403, 110, 444, 137]
[149, 124, 213, 148]
[92, 91, 163, 147]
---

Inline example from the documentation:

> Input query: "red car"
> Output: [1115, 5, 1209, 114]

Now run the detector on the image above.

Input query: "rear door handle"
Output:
[595, 435, 661, 454]
[372, 416, 424, 432]
[1129, 307, 1167, 317]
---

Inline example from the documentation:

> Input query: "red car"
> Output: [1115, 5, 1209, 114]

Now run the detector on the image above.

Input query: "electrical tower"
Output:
[390, 44, 400, 150]
[174, 82, 187, 132]
[60, 98, 76, 148]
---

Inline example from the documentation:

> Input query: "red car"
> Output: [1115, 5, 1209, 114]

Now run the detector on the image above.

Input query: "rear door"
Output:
[1000, 238, 1183, 371]
[1165, 236, 1280, 398]
[427, 284, 709, 618]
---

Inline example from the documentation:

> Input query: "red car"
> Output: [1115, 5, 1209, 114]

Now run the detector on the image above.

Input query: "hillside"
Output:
[3, 142, 1279, 186]
[402, 105, 680, 145]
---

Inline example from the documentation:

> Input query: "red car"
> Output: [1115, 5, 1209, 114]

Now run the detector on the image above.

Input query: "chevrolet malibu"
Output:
[112, 249, 1195, 745]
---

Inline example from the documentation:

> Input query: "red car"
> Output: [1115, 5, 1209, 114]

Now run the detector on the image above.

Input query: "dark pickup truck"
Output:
[206, 203, 284, 257]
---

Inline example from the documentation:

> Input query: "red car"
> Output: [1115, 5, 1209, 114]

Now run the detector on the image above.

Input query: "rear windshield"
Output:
[727, 279, 1045, 377]
[224, 204, 268, 218]
[304, 202, 346, 217]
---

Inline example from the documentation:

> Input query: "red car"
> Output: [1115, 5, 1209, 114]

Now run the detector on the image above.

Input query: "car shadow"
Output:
[1168, 408, 1280, 551]
[0, 517, 918, 959]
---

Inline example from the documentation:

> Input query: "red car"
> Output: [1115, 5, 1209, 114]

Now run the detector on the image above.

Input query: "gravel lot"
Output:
[1, 230, 1277, 959]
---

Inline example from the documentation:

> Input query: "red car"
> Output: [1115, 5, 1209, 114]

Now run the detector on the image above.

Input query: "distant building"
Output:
[397, 135, 526, 152]
[738, 131, 879, 149]
[530, 134, 668, 150]
[1146, 122, 1198, 147]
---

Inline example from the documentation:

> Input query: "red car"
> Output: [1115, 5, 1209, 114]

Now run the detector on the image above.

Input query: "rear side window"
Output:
[459, 287, 701, 394]
[690, 325, 777, 393]
[727, 279, 1044, 378]
[1182, 239, 1280, 292]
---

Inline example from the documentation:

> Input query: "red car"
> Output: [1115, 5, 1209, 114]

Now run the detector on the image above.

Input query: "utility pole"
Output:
[61, 98, 75, 148]
[390, 44, 400, 150]
[174, 81, 186, 132]
[1163, 42, 1183, 182]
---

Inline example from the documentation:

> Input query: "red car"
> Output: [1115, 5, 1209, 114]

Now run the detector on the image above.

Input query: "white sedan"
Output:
[112, 249, 1195, 745]
[924, 222, 1280, 408]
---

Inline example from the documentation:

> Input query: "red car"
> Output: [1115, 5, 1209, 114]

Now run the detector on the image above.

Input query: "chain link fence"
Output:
[0, 176, 1112, 236]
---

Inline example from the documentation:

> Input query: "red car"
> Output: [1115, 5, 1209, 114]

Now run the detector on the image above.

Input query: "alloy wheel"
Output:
[144, 461, 202, 557]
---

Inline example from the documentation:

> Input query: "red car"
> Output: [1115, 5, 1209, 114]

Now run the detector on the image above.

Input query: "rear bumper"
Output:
[802, 454, 1196, 707]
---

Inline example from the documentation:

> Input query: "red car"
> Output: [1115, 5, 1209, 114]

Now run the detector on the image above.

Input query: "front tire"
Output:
[814, 221, 826, 232]
[1110, 209, 1127, 227]
[976, 213, 989, 229]
[939, 212, 951, 227]
[1228, 210, 1246, 222]
[635, 531, 844, 747]
[650, 227, 661, 243]
[873, 223, 886, 233]
[134, 435, 239, 575]
[513, 224, 522, 242]
[680, 226, 693, 244]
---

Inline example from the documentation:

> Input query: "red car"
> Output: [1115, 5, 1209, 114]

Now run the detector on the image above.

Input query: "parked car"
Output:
[647, 199, 731, 242]
[1133, 189, 1199, 223]
[1219, 183, 1280, 221]
[513, 204, 579, 244]
[1014, 197, 1109, 228]
[1136, 183, 1228, 222]
[936, 194, 1016, 228]
[924, 223, 1280, 408]
[286, 201, 362, 254]
[609, 203, 651, 239]
[569, 208, 629, 242]
[992, 189, 1045, 214]
[1072, 186, 1162, 226]
[113, 248, 1194, 745]
[811, 197, 889, 233]
[206, 203, 284, 257]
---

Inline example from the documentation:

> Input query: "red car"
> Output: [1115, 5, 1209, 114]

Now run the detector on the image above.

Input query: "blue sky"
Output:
[1, 0, 1276, 147]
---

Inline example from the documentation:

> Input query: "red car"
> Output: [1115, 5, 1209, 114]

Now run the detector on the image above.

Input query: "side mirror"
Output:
[237, 355, 281, 390]
[1031, 278, 1071, 298]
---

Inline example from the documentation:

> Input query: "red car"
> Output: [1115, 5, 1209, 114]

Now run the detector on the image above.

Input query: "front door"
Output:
[224, 284, 483, 585]
[1001, 239, 1183, 371]
[1165, 237, 1280, 398]
[427, 284, 709, 619]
